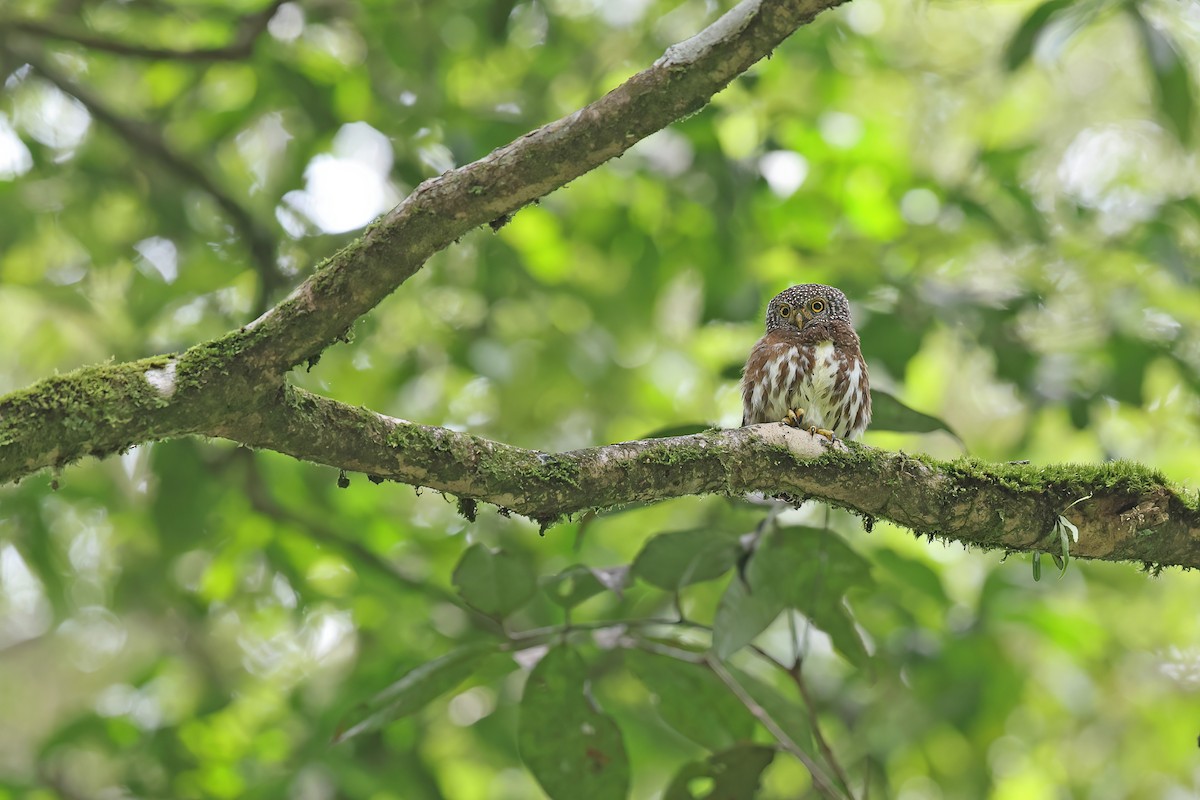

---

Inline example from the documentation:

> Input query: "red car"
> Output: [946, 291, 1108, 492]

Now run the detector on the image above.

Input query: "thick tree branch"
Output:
[218, 387, 1200, 569]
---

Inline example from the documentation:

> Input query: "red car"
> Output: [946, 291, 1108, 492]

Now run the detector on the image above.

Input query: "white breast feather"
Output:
[844, 358, 863, 427]
[789, 341, 840, 429]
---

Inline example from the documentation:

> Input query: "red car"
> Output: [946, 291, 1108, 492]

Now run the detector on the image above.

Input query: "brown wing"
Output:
[827, 329, 870, 439]
[740, 333, 808, 426]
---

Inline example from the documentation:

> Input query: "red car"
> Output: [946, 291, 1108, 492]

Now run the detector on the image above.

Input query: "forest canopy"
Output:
[1, 0, 1199, 798]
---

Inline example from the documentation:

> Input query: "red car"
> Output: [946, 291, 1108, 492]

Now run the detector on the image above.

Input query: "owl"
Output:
[740, 284, 871, 440]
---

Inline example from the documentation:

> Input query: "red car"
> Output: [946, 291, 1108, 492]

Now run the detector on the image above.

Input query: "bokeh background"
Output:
[2, 0, 1200, 797]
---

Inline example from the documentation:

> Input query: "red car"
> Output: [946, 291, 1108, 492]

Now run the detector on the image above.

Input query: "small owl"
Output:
[740, 284, 871, 440]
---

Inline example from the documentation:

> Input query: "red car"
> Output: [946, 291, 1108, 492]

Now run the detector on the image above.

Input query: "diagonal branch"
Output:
[3, 0, 287, 62]
[234, 0, 851, 374]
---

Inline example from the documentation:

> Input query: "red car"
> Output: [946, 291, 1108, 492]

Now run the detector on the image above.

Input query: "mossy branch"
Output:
[5, 0, 1196, 571]
[218, 388, 1200, 569]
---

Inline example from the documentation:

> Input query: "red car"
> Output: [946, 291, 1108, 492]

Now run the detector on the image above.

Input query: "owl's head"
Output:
[764, 283, 851, 332]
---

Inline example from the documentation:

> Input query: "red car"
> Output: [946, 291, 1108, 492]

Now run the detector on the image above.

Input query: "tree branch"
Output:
[214, 387, 1200, 569]
[3, 0, 286, 62]
[234, 0, 850, 374]
[1, 0, 1194, 572]
[18, 51, 283, 310]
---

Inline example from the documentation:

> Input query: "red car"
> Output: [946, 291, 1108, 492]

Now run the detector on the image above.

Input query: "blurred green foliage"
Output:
[2, 0, 1200, 797]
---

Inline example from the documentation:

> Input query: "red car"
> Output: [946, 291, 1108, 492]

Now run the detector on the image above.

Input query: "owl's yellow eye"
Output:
[810, 299, 826, 314]
[779, 303, 792, 317]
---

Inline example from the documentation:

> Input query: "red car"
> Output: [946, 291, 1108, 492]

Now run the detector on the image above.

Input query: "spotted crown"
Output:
[765, 283, 851, 333]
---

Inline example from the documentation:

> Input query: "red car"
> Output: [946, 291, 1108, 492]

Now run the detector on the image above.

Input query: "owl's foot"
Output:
[782, 408, 806, 427]
[807, 425, 838, 444]
[781, 408, 837, 443]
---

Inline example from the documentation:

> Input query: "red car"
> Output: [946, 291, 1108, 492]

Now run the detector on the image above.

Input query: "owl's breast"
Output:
[794, 341, 839, 400]
[786, 340, 848, 431]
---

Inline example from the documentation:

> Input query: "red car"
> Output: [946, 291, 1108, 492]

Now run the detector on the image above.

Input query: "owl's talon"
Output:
[808, 425, 837, 444]
[782, 408, 806, 427]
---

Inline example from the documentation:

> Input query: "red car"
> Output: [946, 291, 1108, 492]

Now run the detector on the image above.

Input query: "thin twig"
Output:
[4, 0, 287, 62]
[507, 616, 682, 642]
[796, 511, 857, 796]
[789, 656, 856, 798]
[17, 51, 282, 312]
[704, 653, 849, 800]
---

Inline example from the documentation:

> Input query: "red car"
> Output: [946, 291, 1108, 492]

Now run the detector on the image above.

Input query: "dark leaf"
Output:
[746, 526, 873, 666]
[335, 643, 496, 742]
[663, 744, 776, 800]
[452, 544, 537, 618]
[805, 602, 872, 668]
[1004, 0, 1076, 70]
[542, 564, 626, 609]
[632, 528, 743, 591]
[870, 389, 961, 442]
[712, 569, 786, 660]
[1067, 397, 1090, 430]
[1105, 335, 1152, 406]
[873, 548, 949, 605]
[518, 647, 630, 800]
[626, 649, 755, 750]
[639, 422, 714, 439]
[1130, 5, 1195, 145]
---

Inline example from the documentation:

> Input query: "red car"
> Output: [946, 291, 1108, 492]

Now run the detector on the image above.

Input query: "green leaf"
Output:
[870, 389, 961, 442]
[1003, 0, 1075, 71]
[719, 361, 745, 382]
[541, 564, 625, 609]
[451, 544, 537, 618]
[518, 647, 630, 800]
[751, 526, 872, 601]
[1056, 520, 1071, 576]
[335, 643, 496, 742]
[632, 528, 743, 591]
[805, 602, 872, 668]
[714, 525, 873, 662]
[626, 649, 756, 751]
[873, 548, 949, 605]
[663, 744, 776, 800]
[1130, 5, 1195, 145]
[712, 570, 787, 661]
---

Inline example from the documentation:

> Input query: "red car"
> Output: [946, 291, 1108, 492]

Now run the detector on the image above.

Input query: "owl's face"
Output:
[764, 283, 851, 332]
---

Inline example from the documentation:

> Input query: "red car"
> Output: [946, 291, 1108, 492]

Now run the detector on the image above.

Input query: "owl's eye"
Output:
[809, 299, 826, 314]
[778, 303, 792, 318]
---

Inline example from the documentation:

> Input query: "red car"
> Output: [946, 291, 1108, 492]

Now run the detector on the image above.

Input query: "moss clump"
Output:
[931, 456, 1185, 508]
[478, 449, 582, 490]
[0, 355, 193, 480]
[637, 439, 711, 467]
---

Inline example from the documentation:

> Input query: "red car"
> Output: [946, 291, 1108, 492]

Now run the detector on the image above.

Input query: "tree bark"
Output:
[3, 0, 1197, 571]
